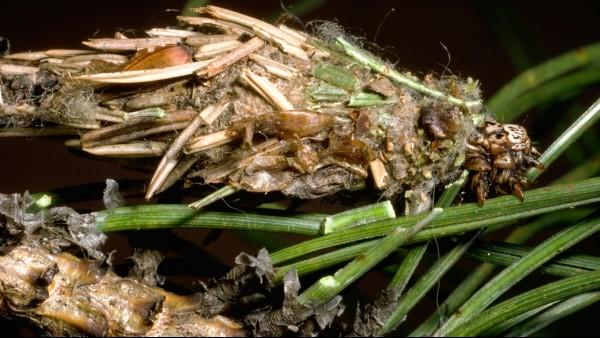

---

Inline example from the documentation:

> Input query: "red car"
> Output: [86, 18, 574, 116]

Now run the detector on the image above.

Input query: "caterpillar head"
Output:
[464, 120, 543, 204]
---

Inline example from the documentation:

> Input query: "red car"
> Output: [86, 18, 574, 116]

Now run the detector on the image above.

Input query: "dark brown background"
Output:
[1, 0, 599, 335]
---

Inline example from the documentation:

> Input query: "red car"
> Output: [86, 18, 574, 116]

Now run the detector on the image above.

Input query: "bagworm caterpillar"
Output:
[0, 6, 542, 213]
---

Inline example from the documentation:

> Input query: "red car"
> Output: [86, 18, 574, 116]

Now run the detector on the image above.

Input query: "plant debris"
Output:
[349, 288, 402, 337]
[245, 269, 345, 337]
[0, 5, 542, 211]
[193, 248, 276, 318]
[103, 178, 127, 209]
[0, 191, 105, 259]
